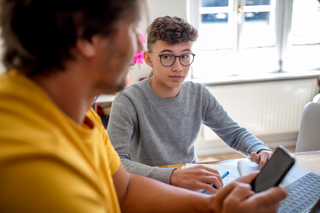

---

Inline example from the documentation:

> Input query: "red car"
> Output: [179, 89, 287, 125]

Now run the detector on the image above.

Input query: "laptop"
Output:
[278, 164, 320, 213]
[309, 198, 320, 213]
[189, 159, 320, 212]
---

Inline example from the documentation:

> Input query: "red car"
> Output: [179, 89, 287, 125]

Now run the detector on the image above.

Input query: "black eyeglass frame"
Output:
[157, 53, 196, 67]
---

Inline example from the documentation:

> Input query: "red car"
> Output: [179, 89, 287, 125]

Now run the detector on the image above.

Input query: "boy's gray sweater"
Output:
[107, 78, 271, 184]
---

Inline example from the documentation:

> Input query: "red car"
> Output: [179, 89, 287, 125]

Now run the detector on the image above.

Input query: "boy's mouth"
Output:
[169, 75, 184, 81]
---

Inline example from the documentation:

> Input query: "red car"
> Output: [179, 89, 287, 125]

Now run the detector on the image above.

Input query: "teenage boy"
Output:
[0, 1, 286, 212]
[107, 16, 274, 193]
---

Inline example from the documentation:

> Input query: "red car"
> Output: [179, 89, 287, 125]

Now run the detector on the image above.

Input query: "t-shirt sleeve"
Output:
[105, 133, 121, 175]
[87, 108, 121, 175]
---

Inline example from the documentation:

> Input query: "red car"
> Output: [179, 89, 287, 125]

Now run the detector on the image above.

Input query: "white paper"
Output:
[237, 159, 259, 176]
[186, 159, 259, 187]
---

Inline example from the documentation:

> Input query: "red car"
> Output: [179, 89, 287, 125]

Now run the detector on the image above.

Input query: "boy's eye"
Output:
[181, 54, 189, 59]
[162, 55, 172, 60]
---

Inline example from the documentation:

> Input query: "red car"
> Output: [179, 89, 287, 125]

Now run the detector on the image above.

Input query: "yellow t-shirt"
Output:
[0, 70, 121, 213]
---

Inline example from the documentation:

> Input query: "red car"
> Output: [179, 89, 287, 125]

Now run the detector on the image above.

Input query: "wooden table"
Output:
[159, 150, 320, 174]
[294, 151, 320, 173]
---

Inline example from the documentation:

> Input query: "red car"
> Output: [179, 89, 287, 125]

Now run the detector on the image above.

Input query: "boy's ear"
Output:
[143, 51, 153, 67]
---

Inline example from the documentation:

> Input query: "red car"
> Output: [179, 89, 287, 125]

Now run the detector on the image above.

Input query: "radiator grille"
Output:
[202, 78, 319, 141]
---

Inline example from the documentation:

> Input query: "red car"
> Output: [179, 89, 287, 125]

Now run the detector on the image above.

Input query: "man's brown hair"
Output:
[0, 0, 140, 76]
[146, 16, 198, 52]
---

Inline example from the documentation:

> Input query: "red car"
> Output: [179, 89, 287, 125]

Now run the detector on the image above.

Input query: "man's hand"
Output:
[251, 150, 274, 170]
[212, 172, 287, 213]
[169, 165, 223, 194]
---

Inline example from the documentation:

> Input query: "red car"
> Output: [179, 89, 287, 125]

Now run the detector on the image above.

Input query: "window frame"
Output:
[187, 0, 320, 81]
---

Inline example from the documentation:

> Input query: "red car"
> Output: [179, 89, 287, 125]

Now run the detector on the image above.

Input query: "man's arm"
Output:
[122, 158, 224, 194]
[112, 163, 213, 213]
[113, 164, 287, 213]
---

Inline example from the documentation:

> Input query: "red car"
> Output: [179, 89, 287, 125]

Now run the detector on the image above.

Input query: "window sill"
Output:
[190, 70, 320, 86]
[95, 94, 116, 103]
[95, 71, 320, 103]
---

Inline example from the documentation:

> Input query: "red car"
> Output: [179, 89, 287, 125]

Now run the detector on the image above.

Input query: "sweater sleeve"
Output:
[201, 86, 272, 156]
[107, 93, 176, 184]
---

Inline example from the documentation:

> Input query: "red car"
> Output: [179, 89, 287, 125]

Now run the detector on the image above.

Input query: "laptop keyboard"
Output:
[278, 172, 320, 213]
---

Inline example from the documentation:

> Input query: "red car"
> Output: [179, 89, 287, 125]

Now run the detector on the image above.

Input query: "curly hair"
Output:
[146, 16, 198, 51]
[0, 0, 140, 76]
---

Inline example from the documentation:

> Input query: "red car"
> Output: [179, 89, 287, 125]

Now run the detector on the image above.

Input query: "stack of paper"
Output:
[237, 158, 259, 176]
[186, 159, 259, 186]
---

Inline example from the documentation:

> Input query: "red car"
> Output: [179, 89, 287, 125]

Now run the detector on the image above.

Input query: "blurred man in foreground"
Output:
[0, 0, 286, 212]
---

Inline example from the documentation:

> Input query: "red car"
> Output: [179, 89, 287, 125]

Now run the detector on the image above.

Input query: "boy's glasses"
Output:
[157, 53, 196, 67]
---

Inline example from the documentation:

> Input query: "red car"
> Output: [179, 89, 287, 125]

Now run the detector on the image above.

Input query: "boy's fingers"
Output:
[251, 152, 260, 164]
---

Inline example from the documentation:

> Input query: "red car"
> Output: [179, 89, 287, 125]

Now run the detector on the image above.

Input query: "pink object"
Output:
[133, 52, 144, 65]
[132, 33, 146, 66]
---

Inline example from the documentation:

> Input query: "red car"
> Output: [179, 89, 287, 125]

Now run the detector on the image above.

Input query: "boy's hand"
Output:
[251, 150, 274, 170]
[169, 165, 223, 194]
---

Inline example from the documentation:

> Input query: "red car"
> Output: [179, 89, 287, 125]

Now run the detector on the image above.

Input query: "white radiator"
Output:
[196, 78, 319, 155]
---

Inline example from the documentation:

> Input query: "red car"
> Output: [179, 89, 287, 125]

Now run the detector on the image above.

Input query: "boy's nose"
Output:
[172, 58, 183, 72]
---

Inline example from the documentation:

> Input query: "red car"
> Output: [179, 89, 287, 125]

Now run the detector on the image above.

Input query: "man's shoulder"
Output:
[0, 106, 63, 145]
[0, 109, 64, 166]
[0, 80, 76, 151]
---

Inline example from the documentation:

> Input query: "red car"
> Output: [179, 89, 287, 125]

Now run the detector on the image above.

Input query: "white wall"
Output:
[147, 0, 188, 22]
[129, 0, 188, 84]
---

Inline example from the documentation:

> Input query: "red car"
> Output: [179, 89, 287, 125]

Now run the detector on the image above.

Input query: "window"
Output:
[285, 0, 320, 71]
[189, 0, 320, 79]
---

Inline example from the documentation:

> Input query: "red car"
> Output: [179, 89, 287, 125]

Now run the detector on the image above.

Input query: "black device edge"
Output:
[250, 145, 295, 192]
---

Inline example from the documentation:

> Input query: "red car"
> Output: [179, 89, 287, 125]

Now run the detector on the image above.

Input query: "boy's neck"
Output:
[149, 77, 180, 98]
